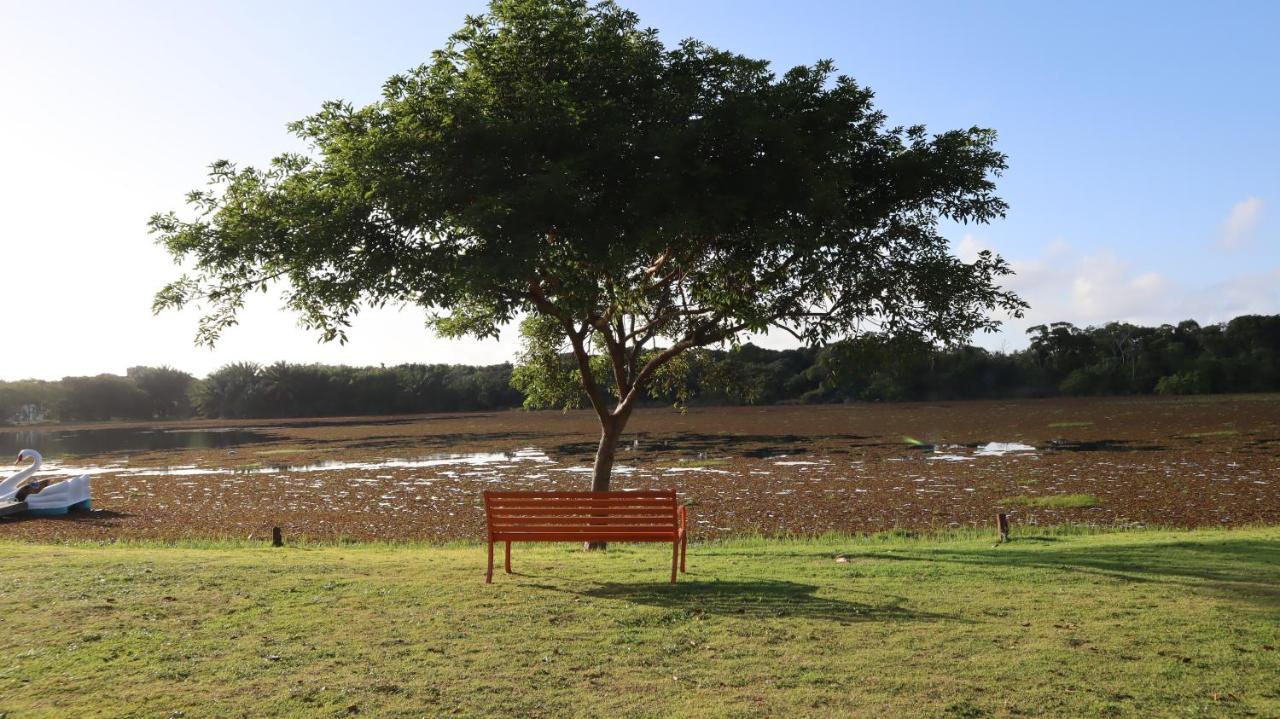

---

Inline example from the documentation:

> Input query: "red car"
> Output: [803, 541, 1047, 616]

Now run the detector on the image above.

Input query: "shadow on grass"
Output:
[858, 537, 1280, 609]
[563, 580, 956, 623]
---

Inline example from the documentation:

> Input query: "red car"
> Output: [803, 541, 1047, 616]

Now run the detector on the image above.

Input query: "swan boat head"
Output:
[16, 449, 42, 466]
[2, 449, 44, 500]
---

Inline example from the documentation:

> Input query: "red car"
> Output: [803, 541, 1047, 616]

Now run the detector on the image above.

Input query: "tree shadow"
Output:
[0, 508, 130, 528]
[855, 537, 1280, 610]
[559, 579, 957, 623]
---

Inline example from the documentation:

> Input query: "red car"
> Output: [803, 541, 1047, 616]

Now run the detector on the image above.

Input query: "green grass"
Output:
[999, 493, 1101, 508]
[2, 527, 1279, 718]
[1048, 421, 1094, 428]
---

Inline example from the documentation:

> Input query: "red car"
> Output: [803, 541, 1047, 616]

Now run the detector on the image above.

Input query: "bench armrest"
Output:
[678, 505, 688, 534]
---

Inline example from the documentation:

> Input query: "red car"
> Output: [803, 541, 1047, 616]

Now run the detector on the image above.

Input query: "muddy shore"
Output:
[2, 395, 1277, 541]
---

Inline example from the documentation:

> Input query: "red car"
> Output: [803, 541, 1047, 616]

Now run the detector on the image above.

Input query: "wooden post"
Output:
[272, 526, 283, 547]
[996, 513, 1010, 543]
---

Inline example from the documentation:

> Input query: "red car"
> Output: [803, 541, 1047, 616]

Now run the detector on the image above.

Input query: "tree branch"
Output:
[768, 320, 806, 342]
[566, 322, 611, 424]
[617, 317, 751, 413]
[591, 311, 631, 402]
[527, 277, 612, 423]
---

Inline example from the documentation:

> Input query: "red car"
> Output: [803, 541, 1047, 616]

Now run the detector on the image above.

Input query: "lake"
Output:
[0, 426, 273, 457]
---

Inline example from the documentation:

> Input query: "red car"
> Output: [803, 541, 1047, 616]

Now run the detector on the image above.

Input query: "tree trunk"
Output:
[591, 418, 624, 492]
[585, 413, 628, 550]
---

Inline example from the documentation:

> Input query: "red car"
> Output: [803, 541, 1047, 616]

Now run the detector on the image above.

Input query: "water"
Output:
[975, 442, 1037, 456]
[270, 449, 554, 474]
[0, 426, 274, 457]
[927, 442, 1039, 462]
[10, 448, 559, 480]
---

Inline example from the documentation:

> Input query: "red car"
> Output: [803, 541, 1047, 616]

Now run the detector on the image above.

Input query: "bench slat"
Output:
[485, 490, 674, 499]
[486, 498, 674, 507]
[488, 496, 671, 501]
[491, 518, 674, 524]
[491, 531, 676, 542]
[492, 520, 675, 530]
[492, 513, 676, 521]
[489, 507, 673, 517]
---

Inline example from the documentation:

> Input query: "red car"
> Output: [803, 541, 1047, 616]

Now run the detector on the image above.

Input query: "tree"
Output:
[1155, 370, 1207, 395]
[151, 0, 1025, 491]
[0, 380, 58, 424]
[127, 366, 195, 418]
[56, 375, 149, 421]
[191, 363, 265, 419]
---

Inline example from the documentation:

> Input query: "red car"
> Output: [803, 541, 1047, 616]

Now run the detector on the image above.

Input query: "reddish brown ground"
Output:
[2, 395, 1278, 541]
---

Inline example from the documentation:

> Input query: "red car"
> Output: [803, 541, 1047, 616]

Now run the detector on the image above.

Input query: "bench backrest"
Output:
[483, 490, 679, 543]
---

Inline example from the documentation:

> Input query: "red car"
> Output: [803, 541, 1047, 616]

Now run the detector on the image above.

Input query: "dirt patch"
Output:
[2, 395, 1278, 541]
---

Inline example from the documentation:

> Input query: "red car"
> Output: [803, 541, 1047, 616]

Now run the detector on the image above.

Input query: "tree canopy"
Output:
[152, 0, 1024, 488]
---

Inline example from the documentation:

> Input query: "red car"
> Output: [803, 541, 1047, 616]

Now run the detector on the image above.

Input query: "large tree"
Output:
[152, 0, 1025, 491]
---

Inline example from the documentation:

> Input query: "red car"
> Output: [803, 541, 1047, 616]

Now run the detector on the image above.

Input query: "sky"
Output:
[1, 0, 1277, 380]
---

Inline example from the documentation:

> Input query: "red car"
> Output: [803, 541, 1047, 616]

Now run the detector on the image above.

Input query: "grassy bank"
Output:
[1, 528, 1278, 718]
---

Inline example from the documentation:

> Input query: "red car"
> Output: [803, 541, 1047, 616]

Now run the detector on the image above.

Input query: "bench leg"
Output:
[680, 532, 687, 574]
[504, 541, 512, 574]
[671, 540, 679, 584]
[486, 541, 494, 584]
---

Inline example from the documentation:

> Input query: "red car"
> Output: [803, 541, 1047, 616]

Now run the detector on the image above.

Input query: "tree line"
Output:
[688, 314, 1280, 404]
[2, 314, 1279, 424]
[0, 363, 523, 423]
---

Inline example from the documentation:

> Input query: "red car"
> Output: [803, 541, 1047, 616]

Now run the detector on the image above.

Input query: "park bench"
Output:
[482, 489, 688, 583]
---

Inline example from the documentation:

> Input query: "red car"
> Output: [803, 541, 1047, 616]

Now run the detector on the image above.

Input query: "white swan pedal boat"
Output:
[0, 449, 92, 516]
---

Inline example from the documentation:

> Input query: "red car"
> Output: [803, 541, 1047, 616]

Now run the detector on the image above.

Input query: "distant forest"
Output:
[3, 315, 1279, 423]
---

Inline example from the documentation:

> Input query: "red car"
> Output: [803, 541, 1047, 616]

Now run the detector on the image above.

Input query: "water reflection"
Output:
[0, 427, 273, 456]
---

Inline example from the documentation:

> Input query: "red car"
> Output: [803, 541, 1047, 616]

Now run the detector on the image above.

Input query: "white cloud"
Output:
[965, 237, 1280, 351]
[954, 234, 992, 263]
[1064, 252, 1171, 319]
[1218, 196, 1265, 250]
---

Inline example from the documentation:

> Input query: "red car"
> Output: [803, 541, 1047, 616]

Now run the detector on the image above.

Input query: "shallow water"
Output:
[926, 442, 1038, 462]
[276, 449, 555, 473]
[0, 426, 273, 457]
[15, 448, 559, 479]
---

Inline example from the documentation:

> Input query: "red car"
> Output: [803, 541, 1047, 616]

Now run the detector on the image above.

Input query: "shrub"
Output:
[1155, 371, 1207, 395]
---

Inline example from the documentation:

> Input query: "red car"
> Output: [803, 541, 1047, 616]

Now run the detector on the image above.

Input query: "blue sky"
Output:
[1, 0, 1276, 378]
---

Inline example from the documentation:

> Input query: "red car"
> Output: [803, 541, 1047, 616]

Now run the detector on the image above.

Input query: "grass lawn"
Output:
[1, 527, 1278, 718]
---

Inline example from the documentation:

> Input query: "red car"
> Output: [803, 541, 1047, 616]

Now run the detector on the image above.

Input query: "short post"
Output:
[272, 526, 283, 547]
[996, 513, 1010, 543]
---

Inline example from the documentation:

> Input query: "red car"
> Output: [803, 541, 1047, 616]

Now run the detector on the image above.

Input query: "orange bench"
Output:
[482, 490, 689, 583]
